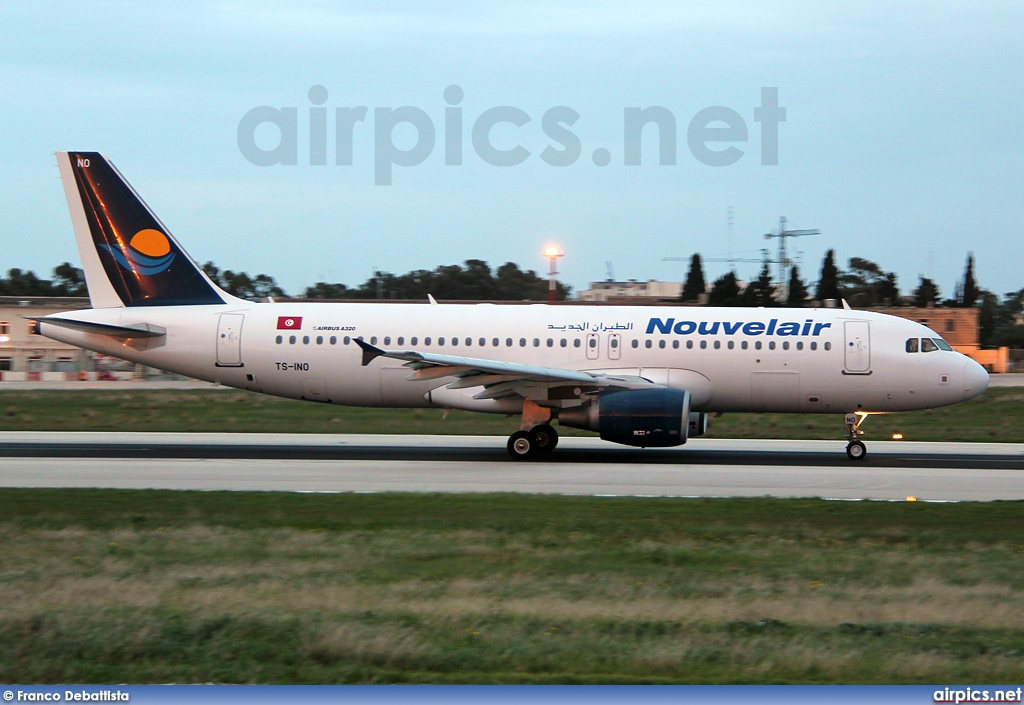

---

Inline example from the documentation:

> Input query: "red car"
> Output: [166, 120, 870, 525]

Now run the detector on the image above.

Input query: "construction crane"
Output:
[764, 216, 819, 286]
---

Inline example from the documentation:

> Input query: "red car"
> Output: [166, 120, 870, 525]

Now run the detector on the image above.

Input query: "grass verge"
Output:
[1, 490, 1023, 683]
[0, 387, 1021, 441]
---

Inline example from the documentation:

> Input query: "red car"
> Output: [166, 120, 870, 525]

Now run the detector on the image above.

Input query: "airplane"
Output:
[35, 152, 990, 461]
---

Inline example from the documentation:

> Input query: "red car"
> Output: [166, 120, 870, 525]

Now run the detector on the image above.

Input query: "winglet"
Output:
[354, 338, 385, 366]
[428, 294, 438, 305]
[842, 298, 852, 310]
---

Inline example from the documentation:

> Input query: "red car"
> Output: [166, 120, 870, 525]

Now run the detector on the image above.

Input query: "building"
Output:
[577, 280, 683, 303]
[0, 296, 93, 380]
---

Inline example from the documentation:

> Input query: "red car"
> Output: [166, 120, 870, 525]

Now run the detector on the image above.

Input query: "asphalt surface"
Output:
[1, 433, 1022, 501]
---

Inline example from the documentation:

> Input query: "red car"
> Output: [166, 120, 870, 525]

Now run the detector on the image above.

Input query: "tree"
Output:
[707, 271, 741, 306]
[680, 253, 706, 303]
[913, 276, 941, 307]
[201, 261, 286, 300]
[786, 265, 808, 307]
[958, 253, 979, 308]
[740, 261, 776, 307]
[52, 262, 87, 296]
[0, 268, 53, 296]
[838, 257, 900, 307]
[815, 249, 840, 302]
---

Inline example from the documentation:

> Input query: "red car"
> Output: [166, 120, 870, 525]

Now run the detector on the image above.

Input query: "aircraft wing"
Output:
[355, 339, 659, 399]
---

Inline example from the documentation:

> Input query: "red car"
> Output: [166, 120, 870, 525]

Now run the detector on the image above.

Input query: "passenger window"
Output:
[303, 336, 310, 344]
[479, 338, 486, 346]
[631, 340, 638, 348]
[330, 336, 337, 345]
[728, 340, 734, 350]
[439, 337, 446, 346]
[343, 336, 350, 345]
[810, 341, 817, 351]
[506, 338, 513, 347]
[921, 338, 939, 353]
[574, 339, 581, 348]
[700, 340, 707, 350]
[687, 340, 693, 349]
[492, 338, 499, 346]
[782, 341, 789, 350]
[411, 337, 418, 345]
[519, 338, 526, 347]
[397, 337, 404, 345]
[713, 340, 720, 349]
[275, 335, 283, 344]
[906, 338, 919, 353]
[741, 340, 748, 350]
[465, 338, 472, 346]
[824, 342, 832, 351]
[659, 340, 666, 349]
[645, 340, 652, 349]
[561, 338, 568, 347]
[768, 341, 776, 350]
[384, 337, 391, 345]
[451, 337, 458, 346]
[755, 341, 762, 350]
[370, 336, 377, 345]
[672, 340, 679, 349]
[289, 335, 296, 344]
[533, 338, 540, 347]
[425, 337, 432, 345]
[589, 338, 597, 348]
[547, 338, 554, 347]
[316, 336, 323, 345]
[796, 341, 802, 351]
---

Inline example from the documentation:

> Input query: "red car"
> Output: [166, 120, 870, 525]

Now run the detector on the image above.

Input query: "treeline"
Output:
[678, 249, 1024, 347]
[0, 263, 87, 297]
[304, 260, 570, 301]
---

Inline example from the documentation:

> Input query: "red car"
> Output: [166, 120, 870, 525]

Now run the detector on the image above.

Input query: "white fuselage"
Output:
[39, 302, 988, 416]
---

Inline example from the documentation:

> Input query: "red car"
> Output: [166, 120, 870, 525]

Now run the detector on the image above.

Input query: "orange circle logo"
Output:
[130, 229, 171, 257]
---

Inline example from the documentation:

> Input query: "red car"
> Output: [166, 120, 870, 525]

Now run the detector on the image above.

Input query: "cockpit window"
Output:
[905, 338, 919, 353]
[921, 338, 939, 353]
[933, 338, 953, 351]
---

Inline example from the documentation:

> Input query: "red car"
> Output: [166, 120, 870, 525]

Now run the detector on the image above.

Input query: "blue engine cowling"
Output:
[559, 388, 692, 448]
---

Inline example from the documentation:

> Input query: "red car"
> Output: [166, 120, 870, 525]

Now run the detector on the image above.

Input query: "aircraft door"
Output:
[586, 332, 600, 360]
[608, 333, 621, 360]
[216, 313, 244, 367]
[844, 321, 871, 373]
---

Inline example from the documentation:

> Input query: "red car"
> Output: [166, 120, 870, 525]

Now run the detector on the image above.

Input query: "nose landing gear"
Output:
[845, 411, 869, 460]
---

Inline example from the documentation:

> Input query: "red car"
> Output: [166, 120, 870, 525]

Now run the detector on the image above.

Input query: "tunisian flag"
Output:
[277, 316, 302, 330]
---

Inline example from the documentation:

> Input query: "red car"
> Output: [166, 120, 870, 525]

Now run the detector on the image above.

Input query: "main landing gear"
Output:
[507, 424, 559, 459]
[845, 411, 869, 460]
[506, 399, 559, 460]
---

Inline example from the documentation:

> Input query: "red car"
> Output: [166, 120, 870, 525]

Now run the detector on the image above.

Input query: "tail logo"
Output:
[99, 229, 176, 275]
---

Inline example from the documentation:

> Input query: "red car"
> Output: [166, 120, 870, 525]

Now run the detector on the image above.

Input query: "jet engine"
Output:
[558, 388, 692, 447]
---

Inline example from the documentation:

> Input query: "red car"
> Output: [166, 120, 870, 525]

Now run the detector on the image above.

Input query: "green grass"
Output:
[1, 490, 1023, 683]
[0, 387, 1021, 441]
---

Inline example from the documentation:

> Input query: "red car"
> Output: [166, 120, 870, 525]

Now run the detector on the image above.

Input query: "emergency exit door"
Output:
[216, 313, 244, 367]
[843, 320, 870, 373]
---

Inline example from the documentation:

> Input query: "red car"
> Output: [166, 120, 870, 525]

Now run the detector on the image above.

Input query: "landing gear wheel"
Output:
[531, 424, 559, 453]
[846, 440, 867, 461]
[507, 430, 537, 460]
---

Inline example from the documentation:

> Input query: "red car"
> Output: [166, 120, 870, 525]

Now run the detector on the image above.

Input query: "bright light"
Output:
[906, 496, 918, 502]
[0, 335, 8, 344]
[543, 246, 561, 258]
[892, 433, 903, 440]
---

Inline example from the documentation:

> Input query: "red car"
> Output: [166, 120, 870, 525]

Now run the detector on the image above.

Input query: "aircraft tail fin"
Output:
[56, 151, 226, 308]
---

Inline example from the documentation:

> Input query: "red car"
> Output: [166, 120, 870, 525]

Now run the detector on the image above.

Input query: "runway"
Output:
[1, 432, 1023, 501]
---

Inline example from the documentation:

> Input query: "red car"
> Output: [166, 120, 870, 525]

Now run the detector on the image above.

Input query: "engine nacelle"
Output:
[559, 388, 691, 448]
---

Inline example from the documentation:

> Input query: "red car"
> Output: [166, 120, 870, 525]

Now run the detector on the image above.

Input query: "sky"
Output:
[1, 1, 1022, 300]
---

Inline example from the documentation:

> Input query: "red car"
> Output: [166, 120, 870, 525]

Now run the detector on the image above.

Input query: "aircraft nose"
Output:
[963, 359, 990, 400]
